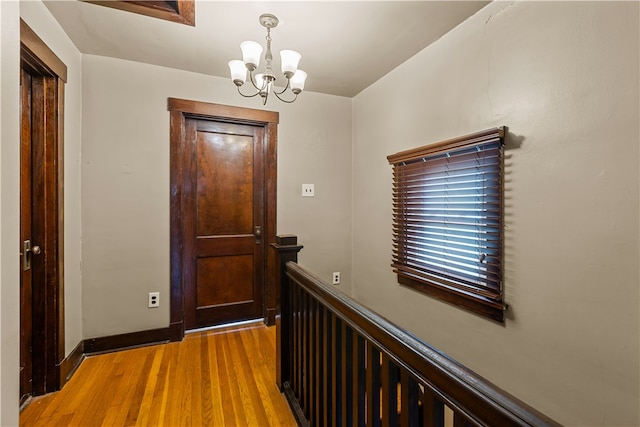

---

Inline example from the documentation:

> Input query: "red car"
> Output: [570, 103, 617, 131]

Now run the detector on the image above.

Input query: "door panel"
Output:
[186, 120, 265, 328]
[196, 132, 254, 235]
[196, 255, 254, 305]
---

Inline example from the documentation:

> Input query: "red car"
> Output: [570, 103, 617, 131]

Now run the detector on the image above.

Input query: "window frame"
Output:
[84, 1, 196, 26]
[387, 127, 507, 322]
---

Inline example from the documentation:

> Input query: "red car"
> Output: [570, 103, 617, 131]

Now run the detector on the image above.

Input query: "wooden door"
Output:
[19, 20, 67, 398]
[184, 120, 265, 328]
[20, 69, 34, 404]
[168, 99, 279, 340]
[20, 67, 56, 400]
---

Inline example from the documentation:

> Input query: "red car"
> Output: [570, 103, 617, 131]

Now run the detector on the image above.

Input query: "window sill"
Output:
[397, 273, 506, 323]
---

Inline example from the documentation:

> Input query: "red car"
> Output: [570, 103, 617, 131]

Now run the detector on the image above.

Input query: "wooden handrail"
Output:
[277, 258, 561, 427]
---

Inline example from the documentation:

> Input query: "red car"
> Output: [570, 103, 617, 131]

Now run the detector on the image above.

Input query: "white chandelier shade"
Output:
[280, 50, 301, 78]
[290, 70, 307, 93]
[240, 41, 262, 70]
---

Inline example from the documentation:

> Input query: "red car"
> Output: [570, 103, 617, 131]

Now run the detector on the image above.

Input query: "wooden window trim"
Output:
[387, 127, 507, 323]
[84, 1, 195, 26]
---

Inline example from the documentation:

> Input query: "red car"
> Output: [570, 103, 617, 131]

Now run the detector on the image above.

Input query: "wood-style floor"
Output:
[20, 323, 297, 426]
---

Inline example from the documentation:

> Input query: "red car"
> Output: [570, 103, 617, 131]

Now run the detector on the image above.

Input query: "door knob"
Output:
[32, 246, 41, 255]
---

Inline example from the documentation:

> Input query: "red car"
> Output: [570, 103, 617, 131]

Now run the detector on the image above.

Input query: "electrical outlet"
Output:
[148, 292, 160, 308]
[302, 184, 315, 197]
[332, 272, 340, 285]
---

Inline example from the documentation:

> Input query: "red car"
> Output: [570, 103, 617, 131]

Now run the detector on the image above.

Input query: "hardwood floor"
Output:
[20, 323, 297, 426]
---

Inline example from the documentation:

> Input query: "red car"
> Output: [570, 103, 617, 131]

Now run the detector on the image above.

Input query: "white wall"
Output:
[20, 0, 84, 359]
[0, 2, 83, 423]
[352, 2, 639, 426]
[7, 1, 638, 425]
[0, 2, 21, 424]
[81, 55, 352, 338]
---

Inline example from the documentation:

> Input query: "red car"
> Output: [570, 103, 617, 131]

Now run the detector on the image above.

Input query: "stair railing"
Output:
[274, 236, 561, 427]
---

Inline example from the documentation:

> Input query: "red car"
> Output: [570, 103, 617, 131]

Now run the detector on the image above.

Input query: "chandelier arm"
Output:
[273, 78, 292, 96]
[272, 89, 298, 104]
[236, 85, 263, 99]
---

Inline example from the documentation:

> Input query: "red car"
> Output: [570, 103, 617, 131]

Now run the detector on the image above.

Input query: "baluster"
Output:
[288, 277, 295, 392]
[309, 298, 317, 424]
[400, 371, 419, 427]
[355, 335, 365, 427]
[314, 301, 323, 427]
[322, 307, 332, 427]
[342, 325, 353, 427]
[381, 355, 399, 427]
[302, 290, 309, 418]
[296, 286, 302, 405]
[331, 316, 342, 427]
[366, 342, 381, 427]
[291, 281, 302, 402]
[422, 389, 444, 427]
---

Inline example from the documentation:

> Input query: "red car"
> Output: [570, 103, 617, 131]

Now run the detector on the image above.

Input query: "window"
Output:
[387, 127, 506, 322]
[85, 1, 196, 26]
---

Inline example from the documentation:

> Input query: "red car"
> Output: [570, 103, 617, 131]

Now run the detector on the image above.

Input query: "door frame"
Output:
[20, 19, 66, 397]
[168, 98, 279, 341]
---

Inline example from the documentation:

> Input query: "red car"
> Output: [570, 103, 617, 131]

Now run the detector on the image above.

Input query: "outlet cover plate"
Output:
[302, 184, 315, 197]
[332, 272, 340, 285]
[148, 292, 160, 308]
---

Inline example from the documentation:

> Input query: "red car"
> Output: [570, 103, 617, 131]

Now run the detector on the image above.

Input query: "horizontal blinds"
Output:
[388, 128, 504, 300]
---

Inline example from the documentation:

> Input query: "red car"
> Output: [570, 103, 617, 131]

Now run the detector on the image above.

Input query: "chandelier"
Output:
[228, 14, 307, 105]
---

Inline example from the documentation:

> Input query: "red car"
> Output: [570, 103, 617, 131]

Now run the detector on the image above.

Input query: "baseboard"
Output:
[57, 340, 85, 387]
[83, 326, 172, 355]
[52, 326, 173, 390]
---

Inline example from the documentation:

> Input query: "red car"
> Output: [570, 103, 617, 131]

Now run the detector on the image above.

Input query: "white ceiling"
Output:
[44, 1, 489, 98]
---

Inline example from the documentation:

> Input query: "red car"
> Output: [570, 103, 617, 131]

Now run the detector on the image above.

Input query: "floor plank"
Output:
[20, 323, 297, 426]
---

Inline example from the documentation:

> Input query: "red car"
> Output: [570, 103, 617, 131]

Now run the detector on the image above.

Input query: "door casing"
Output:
[168, 98, 279, 340]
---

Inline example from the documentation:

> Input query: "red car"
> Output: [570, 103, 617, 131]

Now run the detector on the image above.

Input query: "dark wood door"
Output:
[19, 20, 67, 398]
[20, 68, 34, 404]
[184, 120, 265, 329]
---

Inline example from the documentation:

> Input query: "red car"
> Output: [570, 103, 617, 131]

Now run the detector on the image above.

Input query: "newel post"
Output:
[272, 235, 303, 390]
